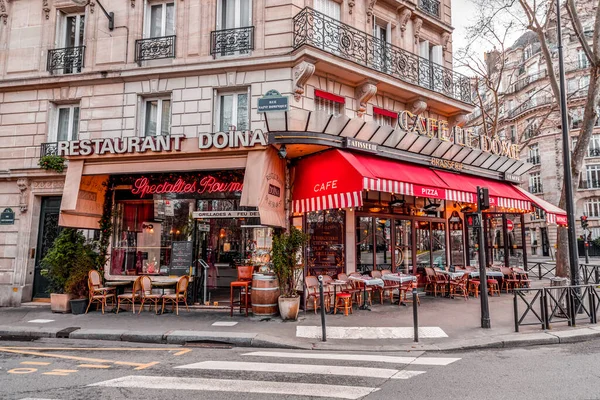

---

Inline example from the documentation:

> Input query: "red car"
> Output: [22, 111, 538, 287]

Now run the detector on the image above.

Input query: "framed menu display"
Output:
[170, 241, 193, 276]
[306, 210, 345, 275]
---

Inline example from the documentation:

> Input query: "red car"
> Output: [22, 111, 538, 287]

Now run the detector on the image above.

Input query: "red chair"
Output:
[334, 292, 353, 316]
[450, 273, 469, 300]
[500, 267, 520, 293]
[230, 266, 253, 317]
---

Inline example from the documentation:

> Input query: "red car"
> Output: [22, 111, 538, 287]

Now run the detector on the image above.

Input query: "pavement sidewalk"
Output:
[2, 287, 600, 352]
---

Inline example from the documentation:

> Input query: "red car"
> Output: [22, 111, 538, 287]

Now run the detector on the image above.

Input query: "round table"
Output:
[105, 281, 131, 295]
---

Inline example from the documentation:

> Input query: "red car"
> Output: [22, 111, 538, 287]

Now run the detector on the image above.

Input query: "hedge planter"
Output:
[70, 299, 88, 315]
[278, 296, 300, 321]
[50, 293, 72, 313]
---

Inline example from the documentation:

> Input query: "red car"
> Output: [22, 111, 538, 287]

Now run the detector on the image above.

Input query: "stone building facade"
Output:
[0, 0, 472, 306]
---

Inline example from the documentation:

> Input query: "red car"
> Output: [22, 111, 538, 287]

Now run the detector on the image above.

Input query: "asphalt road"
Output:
[1, 338, 600, 400]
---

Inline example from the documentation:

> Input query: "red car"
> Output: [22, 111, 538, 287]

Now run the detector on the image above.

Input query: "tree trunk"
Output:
[555, 227, 569, 278]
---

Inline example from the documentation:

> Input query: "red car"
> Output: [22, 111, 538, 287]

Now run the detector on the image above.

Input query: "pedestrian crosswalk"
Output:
[88, 350, 461, 399]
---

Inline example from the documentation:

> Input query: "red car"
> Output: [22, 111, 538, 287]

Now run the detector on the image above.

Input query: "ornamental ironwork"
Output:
[293, 8, 471, 103]
[210, 26, 255, 57]
[40, 142, 58, 157]
[47, 46, 85, 74]
[418, 0, 440, 18]
[135, 35, 176, 64]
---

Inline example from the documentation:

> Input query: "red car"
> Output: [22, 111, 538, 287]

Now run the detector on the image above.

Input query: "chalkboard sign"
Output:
[170, 241, 193, 276]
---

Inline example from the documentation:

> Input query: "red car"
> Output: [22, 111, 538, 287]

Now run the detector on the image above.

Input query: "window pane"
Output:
[375, 218, 391, 270]
[220, 95, 233, 131]
[240, 0, 251, 26]
[356, 217, 374, 273]
[236, 93, 248, 131]
[71, 107, 80, 141]
[57, 108, 70, 141]
[415, 221, 431, 268]
[394, 219, 412, 273]
[432, 222, 446, 269]
[165, 3, 175, 36]
[150, 5, 163, 37]
[223, 0, 235, 29]
[161, 100, 171, 136]
[145, 100, 158, 136]
[78, 15, 85, 45]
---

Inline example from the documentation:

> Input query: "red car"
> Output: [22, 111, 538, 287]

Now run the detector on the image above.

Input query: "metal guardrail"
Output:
[418, 0, 440, 18]
[210, 26, 255, 57]
[47, 46, 85, 74]
[293, 7, 472, 104]
[514, 284, 600, 331]
[580, 264, 600, 284]
[526, 261, 557, 280]
[135, 35, 176, 64]
[40, 142, 59, 157]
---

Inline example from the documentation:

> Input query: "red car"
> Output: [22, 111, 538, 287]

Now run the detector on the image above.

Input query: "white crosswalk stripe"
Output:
[89, 350, 460, 399]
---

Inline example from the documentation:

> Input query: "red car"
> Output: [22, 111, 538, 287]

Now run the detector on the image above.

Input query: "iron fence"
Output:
[418, 0, 440, 18]
[47, 46, 85, 74]
[210, 26, 255, 57]
[40, 142, 59, 157]
[526, 261, 557, 280]
[135, 35, 176, 64]
[293, 7, 471, 104]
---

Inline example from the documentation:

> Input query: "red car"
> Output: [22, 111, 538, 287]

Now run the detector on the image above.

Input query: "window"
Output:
[373, 107, 397, 127]
[586, 165, 600, 189]
[146, 2, 175, 38]
[580, 75, 590, 91]
[585, 198, 600, 218]
[507, 99, 514, 111]
[568, 78, 577, 94]
[59, 13, 85, 48]
[142, 98, 171, 137]
[578, 49, 590, 69]
[314, 0, 340, 20]
[217, 0, 252, 30]
[532, 207, 545, 221]
[589, 135, 600, 157]
[524, 118, 537, 139]
[571, 108, 583, 129]
[50, 104, 80, 142]
[528, 144, 540, 165]
[524, 45, 532, 60]
[509, 125, 516, 143]
[592, 227, 600, 239]
[315, 90, 344, 117]
[216, 91, 249, 132]
[529, 172, 542, 193]
[372, 17, 391, 72]
[55, 13, 85, 74]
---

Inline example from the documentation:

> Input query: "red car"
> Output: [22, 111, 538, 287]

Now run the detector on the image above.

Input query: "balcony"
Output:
[527, 155, 540, 165]
[210, 26, 255, 57]
[579, 179, 600, 190]
[40, 142, 58, 157]
[509, 70, 548, 93]
[418, 0, 440, 18]
[47, 46, 85, 74]
[588, 148, 600, 157]
[529, 184, 543, 194]
[293, 7, 471, 104]
[507, 95, 553, 119]
[135, 35, 176, 64]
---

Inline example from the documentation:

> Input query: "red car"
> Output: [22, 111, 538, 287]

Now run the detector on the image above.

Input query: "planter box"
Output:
[70, 298, 88, 315]
[50, 293, 72, 313]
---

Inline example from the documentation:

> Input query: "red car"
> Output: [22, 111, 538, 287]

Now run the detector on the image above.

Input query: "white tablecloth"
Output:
[469, 270, 504, 278]
[436, 270, 465, 279]
[382, 274, 417, 283]
[348, 275, 385, 288]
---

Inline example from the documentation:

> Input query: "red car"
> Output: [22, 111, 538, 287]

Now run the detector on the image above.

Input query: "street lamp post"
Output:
[555, 0, 580, 286]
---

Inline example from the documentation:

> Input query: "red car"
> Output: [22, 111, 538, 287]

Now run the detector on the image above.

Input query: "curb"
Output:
[1, 325, 599, 351]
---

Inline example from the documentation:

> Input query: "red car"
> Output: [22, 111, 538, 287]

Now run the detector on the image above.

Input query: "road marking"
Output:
[79, 364, 111, 369]
[212, 321, 238, 326]
[175, 360, 425, 380]
[52, 369, 77, 373]
[172, 349, 192, 356]
[20, 361, 51, 366]
[243, 351, 461, 366]
[114, 361, 160, 370]
[42, 372, 70, 376]
[3, 347, 183, 352]
[26, 319, 55, 324]
[8, 368, 37, 374]
[391, 370, 427, 379]
[296, 326, 448, 339]
[89, 376, 379, 399]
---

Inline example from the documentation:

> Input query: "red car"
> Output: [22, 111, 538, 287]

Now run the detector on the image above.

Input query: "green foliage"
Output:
[271, 227, 309, 298]
[97, 180, 114, 275]
[38, 155, 66, 173]
[40, 228, 100, 298]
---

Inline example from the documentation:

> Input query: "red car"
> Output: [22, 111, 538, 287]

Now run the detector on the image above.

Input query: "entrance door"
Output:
[541, 227, 550, 257]
[33, 197, 62, 298]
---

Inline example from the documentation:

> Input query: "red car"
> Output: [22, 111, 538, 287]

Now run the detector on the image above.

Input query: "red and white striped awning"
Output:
[292, 191, 362, 213]
[495, 197, 531, 211]
[514, 187, 567, 226]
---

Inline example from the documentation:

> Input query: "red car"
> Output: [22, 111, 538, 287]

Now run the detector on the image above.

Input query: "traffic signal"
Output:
[477, 187, 490, 210]
[581, 215, 589, 230]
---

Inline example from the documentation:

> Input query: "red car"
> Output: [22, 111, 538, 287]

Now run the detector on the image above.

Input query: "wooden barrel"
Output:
[251, 274, 280, 316]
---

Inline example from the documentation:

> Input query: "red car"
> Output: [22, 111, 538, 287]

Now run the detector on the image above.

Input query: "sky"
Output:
[451, 0, 473, 53]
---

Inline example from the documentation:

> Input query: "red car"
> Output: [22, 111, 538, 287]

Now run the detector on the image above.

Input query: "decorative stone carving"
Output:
[410, 100, 428, 115]
[450, 114, 468, 128]
[347, 0, 354, 14]
[293, 61, 316, 101]
[398, 8, 412, 37]
[42, 0, 50, 20]
[355, 81, 378, 117]
[89, 1, 95, 13]
[32, 180, 65, 191]
[442, 32, 451, 52]
[0, 0, 8, 25]
[413, 17, 423, 44]
[131, 0, 136, 7]
[366, 0, 377, 23]
[17, 179, 29, 213]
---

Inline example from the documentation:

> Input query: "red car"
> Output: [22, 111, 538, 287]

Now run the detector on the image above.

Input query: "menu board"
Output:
[170, 241, 193, 276]
[309, 222, 344, 267]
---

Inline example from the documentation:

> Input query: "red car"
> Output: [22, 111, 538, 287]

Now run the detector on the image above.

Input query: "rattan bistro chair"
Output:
[161, 276, 190, 315]
[116, 276, 142, 314]
[139, 276, 163, 314]
[85, 270, 116, 314]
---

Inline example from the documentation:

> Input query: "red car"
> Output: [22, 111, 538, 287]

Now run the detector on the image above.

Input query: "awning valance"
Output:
[291, 149, 531, 213]
[515, 186, 568, 225]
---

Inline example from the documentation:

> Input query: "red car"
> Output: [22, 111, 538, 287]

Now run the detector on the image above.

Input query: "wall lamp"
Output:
[72, 0, 114, 31]
[278, 144, 288, 159]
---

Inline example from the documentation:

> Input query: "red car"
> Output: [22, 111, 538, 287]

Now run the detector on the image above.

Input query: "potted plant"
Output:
[41, 229, 98, 313]
[65, 241, 100, 314]
[38, 155, 66, 173]
[272, 227, 309, 321]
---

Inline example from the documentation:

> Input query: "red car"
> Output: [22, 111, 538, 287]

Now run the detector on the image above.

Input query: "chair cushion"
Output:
[487, 279, 498, 284]
[336, 293, 352, 298]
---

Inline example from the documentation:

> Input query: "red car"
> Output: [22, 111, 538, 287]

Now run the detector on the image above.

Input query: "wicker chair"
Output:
[138, 276, 162, 314]
[116, 276, 142, 314]
[85, 270, 116, 314]
[304, 275, 329, 313]
[161, 276, 190, 315]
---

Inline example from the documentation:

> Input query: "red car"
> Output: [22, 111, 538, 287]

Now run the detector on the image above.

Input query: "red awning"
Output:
[515, 186, 568, 225]
[291, 149, 534, 213]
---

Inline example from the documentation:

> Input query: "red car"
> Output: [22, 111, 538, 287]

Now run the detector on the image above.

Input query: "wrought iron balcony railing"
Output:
[40, 142, 59, 158]
[588, 148, 600, 157]
[529, 184, 543, 194]
[508, 70, 548, 93]
[293, 7, 471, 103]
[507, 95, 553, 119]
[47, 46, 85, 74]
[135, 35, 176, 64]
[579, 179, 600, 190]
[418, 0, 441, 18]
[210, 26, 255, 57]
[527, 155, 540, 165]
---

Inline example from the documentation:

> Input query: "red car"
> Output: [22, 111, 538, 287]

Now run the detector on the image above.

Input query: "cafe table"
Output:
[151, 279, 179, 314]
[105, 280, 131, 296]
[328, 280, 348, 314]
[382, 273, 418, 306]
[348, 275, 384, 311]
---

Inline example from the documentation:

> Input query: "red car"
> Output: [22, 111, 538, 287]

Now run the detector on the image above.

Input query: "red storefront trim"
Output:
[314, 89, 345, 104]
[373, 107, 398, 119]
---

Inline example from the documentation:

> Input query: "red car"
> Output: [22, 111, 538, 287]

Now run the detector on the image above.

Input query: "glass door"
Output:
[415, 220, 431, 270]
[431, 222, 447, 269]
[394, 219, 412, 273]
[356, 216, 374, 274]
[375, 218, 392, 271]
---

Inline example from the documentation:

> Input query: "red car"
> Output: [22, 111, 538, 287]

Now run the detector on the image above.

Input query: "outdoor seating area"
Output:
[85, 270, 191, 315]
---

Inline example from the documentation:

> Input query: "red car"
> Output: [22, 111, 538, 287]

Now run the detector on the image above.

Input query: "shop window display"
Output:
[306, 210, 345, 276]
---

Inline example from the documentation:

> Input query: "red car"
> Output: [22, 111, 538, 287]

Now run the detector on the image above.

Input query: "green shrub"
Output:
[38, 155, 66, 173]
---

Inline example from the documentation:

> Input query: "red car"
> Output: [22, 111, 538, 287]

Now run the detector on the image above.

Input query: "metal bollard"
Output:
[412, 287, 419, 343]
[318, 275, 327, 342]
